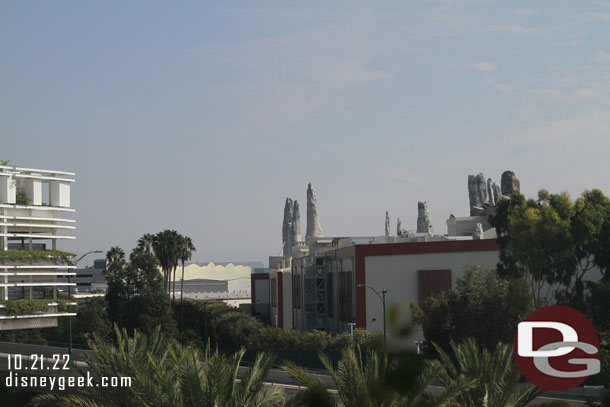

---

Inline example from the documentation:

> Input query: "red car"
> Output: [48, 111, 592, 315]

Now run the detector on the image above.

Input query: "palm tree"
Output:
[430, 339, 541, 407]
[32, 325, 283, 407]
[104, 246, 126, 284]
[106, 246, 125, 265]
[137, 233, 155, 255]
[171, 233, 180, 304]
[32, 325, 178, 406]
[283, 346, 468, 407]
[182, 347, 283, 407]
[178, 235, 196, 330]
[152, 230, 179, 295]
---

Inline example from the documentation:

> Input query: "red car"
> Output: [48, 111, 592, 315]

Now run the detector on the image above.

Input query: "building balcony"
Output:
[0, 299, 77, 330]
[0, 165, 74, 208]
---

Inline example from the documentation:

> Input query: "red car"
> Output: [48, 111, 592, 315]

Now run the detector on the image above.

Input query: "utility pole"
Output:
[357, 284, 388, 345]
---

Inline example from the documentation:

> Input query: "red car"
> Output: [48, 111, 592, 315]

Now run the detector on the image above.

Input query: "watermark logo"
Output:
[513, 305, 600, 391]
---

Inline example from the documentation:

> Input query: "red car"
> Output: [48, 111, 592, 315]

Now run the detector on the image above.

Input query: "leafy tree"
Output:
[431, 339, 540, 407]
[572, 190, 610, 276]
[411, 264, 532, 353]
[104, 247, 176, 337]
[491, 189, 610, 308]
[70, 298, 112, 345]
[209, 304, 262, 348]
[491, 191, 573, 307]
[587, 281, 610, 332]
[594, 205, 610, 278]
[46, 298, 111, 348]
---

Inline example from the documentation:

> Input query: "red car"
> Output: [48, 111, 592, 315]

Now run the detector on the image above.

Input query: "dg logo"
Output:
[514, 305, 600, 391]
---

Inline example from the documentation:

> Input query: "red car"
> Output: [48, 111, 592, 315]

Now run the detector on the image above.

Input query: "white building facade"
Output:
[290, 238, 500, 340]
[0, 164, 77, 330]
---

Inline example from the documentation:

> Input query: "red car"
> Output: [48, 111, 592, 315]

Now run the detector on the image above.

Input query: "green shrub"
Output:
[0, 299, 75, 315]
[0, 249, 75, 265]
[1, 299, 49, 315]
[56, 299, 77, 313]
[411, 264, 533, 353]
[16, 192, 29, 205]
[183, 299, 384, 352]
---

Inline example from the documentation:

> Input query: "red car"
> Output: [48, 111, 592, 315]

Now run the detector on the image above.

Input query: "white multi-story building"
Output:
[0, 164, 77, 330]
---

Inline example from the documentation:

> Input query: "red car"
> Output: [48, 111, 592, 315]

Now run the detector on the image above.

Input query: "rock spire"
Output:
[305, 182, 323, 240]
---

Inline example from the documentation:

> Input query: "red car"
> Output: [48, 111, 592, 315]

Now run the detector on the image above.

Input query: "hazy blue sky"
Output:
[2, 1, 610, 264]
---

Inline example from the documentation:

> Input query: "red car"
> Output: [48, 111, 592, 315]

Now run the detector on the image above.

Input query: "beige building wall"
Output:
[364, 250, 500, 340]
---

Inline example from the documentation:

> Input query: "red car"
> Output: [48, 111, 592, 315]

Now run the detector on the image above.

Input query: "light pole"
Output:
[67, 250, 103, 361]
[357, 284, 387, 345]
[348, 321, 356, 337]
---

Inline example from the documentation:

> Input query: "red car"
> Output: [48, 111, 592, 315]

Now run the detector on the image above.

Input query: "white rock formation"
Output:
[501, 170, 521, 196]
[293, 200, 301, 243]
[282, 198, 295, 256]
[417, 201, 434, 235]
[385, 211, 390, 237]
[487, 178, 496, 206]
[492, 182, 502, 204]
[468, 173, 488, 216]
[282, 198, 301, 256]
[397, 217, 407, 236]
[473, 223, 484, 240]
[306, 182, 323, 239]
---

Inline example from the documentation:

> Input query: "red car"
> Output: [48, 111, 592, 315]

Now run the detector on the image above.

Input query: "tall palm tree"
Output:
[137, 233, 155, 255]
[106, 246, 125, 265]
[178, 235, 196, 330]
[104, 246, 126, 283]
[152, 230, 179, 295]
[430, 339, 541, 407]
[32, 325, 283, 407]
[283, 346, 468, 407]
[171, 232, 181, 304]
